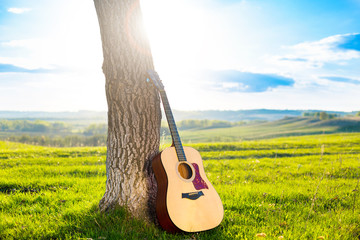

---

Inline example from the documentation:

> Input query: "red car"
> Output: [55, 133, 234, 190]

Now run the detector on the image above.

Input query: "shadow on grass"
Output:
[47, 203, 226, 240]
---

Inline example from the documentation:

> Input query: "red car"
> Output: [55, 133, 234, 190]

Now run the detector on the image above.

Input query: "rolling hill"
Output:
[172, 116, 360, 143]
[1, 109, 358, 122]
[1, 110, 360, 146]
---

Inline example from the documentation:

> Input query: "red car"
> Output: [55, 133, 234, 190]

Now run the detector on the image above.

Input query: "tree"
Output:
[319, 111, 328, 120]
[93, 0, 162, 221]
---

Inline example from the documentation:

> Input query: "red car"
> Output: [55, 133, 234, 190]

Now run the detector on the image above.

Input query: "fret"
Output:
[159, 90, 187, 162]
[147, 71, 187, 161]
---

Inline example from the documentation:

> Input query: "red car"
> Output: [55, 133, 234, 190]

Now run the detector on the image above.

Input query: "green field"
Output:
[1, 133, 359, 239]
[176, 117, 360, 143]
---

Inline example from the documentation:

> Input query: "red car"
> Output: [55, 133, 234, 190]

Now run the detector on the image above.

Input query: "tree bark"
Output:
[93, 0, 161, 221]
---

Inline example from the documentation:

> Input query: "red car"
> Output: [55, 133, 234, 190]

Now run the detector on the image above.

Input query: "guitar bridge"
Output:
[182, 191, 204, 200]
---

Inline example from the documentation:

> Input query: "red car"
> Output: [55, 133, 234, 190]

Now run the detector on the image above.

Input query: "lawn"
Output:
[0, 133, 359, 239]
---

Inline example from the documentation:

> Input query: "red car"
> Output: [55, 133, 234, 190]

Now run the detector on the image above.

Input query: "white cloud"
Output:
[270, 33, 360, 69]
[7, 8, 32, 14]
[1, 0, 103, 73]
[0, 34, 102, 71]
[0, 56, 55, 70]
[0, 39, 57, 69]
[1, 39, 40, 48]
[0, 72, 106, 111]
[289, 34, 359, 61]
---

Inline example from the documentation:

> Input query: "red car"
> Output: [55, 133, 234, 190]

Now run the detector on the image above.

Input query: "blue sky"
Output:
[0, 0, 360, 111]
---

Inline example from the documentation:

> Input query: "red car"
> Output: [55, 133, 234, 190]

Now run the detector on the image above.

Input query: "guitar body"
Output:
[147, 70, 223, 233]
[152, 146, 224, 233]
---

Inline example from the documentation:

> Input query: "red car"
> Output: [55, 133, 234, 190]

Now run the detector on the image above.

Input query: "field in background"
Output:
[1, 133, 359, 239]
[176, 117, 360, 143]
[2, 116, 360, 147]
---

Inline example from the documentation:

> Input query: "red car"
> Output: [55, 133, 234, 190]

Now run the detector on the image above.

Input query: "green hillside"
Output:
[1, 133, 359, 239]
[175, 117, 360, 143]
[1, 116, 360, 147]
[2, 109, 357, 122]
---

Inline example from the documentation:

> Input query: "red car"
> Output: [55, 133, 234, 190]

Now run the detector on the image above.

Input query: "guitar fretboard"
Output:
[159, 90, 187, 162]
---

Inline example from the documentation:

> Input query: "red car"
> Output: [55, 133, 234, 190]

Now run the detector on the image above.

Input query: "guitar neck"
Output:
[159, 90, 187, 162]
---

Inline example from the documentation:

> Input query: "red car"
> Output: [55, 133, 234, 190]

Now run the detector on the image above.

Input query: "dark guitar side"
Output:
[152, 152, 181, 233]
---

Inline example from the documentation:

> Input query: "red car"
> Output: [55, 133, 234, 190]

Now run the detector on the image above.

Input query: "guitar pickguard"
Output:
[191, 163, 209, 190]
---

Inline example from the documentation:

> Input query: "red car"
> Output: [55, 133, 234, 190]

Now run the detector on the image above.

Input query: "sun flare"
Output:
[141, 0, 212, 73]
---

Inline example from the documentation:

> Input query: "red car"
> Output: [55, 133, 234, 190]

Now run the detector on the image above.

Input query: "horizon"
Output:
[1, 0, 360, 112]
[0, 108, 358, 114]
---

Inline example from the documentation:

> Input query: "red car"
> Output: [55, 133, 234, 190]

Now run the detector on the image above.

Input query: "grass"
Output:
[1, 133, 360, 239]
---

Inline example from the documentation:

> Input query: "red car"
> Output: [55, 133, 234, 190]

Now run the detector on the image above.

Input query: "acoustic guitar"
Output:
[147, 70, 224, 233]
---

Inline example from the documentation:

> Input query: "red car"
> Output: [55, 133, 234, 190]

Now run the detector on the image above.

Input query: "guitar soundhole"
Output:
[178, 162, 193, 180]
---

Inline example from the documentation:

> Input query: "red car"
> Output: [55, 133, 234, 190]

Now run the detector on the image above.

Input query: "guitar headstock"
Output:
[147, 70, 164, 91]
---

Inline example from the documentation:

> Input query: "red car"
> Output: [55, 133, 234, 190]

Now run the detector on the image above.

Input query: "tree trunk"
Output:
[93, 0, 161, 221]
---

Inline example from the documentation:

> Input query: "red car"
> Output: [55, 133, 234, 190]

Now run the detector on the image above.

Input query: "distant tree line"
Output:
[6, 134, 106, 147]
[302, 111, 339, 120]
[1, 119, 248, 147]
[83, 123, 107, 136]
[3, 115, 360, 147]
[176, 119, 246, 130]
[159, 119, 246, 136]
[0, 120, 107, 147]
[0, 120, 72, 133]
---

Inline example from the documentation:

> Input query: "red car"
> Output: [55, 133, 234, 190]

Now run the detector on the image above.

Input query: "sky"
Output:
[0, 0, 360, 112]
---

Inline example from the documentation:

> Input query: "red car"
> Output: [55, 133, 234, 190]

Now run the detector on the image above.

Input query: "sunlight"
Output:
[140, 0, 221, 110]
[141, 0, 211, 73]
[3, 0, 359, 112]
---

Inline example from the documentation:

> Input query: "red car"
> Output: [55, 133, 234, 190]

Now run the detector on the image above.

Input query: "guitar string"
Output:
[159, 90, 187, 162]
